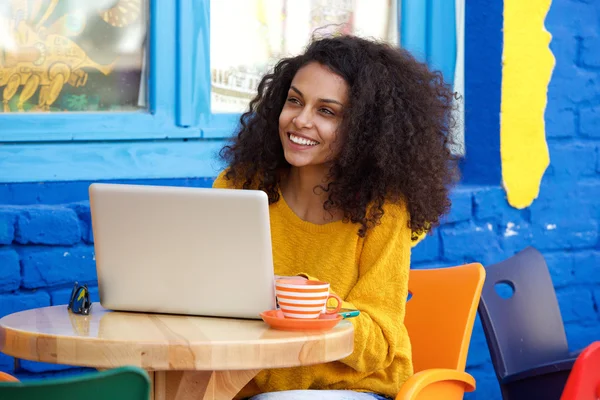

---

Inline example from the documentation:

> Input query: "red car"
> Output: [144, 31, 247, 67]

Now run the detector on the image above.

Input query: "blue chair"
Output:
[477, 246, 582, 400]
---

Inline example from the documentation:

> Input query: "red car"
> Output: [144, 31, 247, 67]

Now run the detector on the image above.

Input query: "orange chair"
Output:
[0, 371, 19, 382]
[396, 263, 485, 400]
[560, 341, 600, 400]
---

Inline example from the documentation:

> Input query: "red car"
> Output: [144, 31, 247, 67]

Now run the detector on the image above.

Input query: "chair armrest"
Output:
[502, 356, 577, 384]
[396, 369, 476, 400]
[0, 371, 19, 382]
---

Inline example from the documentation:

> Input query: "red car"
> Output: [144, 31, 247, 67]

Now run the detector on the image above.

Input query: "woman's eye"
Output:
[320, 108, 334, 116]
[287, 97, 301, 105]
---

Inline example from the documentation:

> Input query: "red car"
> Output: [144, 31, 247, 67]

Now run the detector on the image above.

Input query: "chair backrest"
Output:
[561, 341, 600, 400]
[0, 366, 150, 400]
[405, 263, 485, 373]
[478, 246, 570, 379]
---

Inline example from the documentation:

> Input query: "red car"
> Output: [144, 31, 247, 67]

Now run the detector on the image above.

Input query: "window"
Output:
[0, 0, 218, 182]
[400, 0, 465, 156]
[210, 0, 398, 114]
[0, 0, 467, 183]
[0, 0, 201, 142]
[204, 0, 399, 139]
[0, 0, 148, 114]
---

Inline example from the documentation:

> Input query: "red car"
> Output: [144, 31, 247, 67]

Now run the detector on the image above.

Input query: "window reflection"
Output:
[0, 0, 148, 113]
[210, 0, 398, 114]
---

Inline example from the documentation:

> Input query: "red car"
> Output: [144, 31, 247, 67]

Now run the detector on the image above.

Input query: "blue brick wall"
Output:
[0, 177, 213, 379]
[0, 1, 599, 398]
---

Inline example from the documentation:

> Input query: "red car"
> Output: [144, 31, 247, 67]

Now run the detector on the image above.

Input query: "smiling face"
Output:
[278, 62, 349, 169]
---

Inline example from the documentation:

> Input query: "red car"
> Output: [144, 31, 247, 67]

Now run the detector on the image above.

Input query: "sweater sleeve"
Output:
[300, 201, 412, 373]
[342, 202, 411, 372]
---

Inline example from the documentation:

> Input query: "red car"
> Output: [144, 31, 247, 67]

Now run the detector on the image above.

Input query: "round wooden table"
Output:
[0, 303, 354, 400]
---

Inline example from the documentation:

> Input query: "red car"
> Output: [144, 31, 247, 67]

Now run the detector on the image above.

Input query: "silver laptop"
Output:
[89, 183, 276, 319]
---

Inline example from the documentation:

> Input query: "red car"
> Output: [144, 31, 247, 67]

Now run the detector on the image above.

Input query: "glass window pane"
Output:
[0, 0, 148, 113]
[210, 0, 398, 114]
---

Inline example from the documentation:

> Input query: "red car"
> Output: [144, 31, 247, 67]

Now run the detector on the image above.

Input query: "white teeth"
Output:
[289, 133, 318, 146]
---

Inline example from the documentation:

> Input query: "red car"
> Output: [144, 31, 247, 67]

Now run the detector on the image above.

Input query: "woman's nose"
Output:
[293, 108, 314, 129]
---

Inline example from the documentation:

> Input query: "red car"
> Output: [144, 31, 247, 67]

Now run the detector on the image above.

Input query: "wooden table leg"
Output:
[151, 369, 260, 400]
[147, 371, 155, 400]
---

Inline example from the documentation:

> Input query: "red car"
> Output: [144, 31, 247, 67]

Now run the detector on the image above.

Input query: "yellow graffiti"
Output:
[0, 0, 141, 112]
[501, 0, 555, 208]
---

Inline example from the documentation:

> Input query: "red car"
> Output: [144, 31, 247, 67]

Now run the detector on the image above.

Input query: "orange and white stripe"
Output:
[275, 281, 330, 319]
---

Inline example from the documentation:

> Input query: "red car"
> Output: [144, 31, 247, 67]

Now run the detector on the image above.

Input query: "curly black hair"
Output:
[220, 35, 459, 238]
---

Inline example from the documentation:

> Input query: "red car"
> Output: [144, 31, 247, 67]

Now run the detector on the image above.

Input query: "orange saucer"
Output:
[260, 309, 343, 332]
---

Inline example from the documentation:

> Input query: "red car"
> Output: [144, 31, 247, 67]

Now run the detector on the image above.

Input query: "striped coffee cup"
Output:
[275, 279, 342, 319]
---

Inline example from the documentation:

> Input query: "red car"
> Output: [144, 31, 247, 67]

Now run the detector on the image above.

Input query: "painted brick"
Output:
[18, 360, 74, 373]
[0, 208, 17, 244]
[581, 36, 600, 68]
[546, 0, 597, 38]
[410, 261, 457, 270]
[0, 353, 14, 374]
[67, 201, 93, 243]
[546, 142, 597, 179]
[50, 285, 100, 306]
[0, 248, 20, 293]
[547, 27, 578, 80]
[546, 106, 576, 138]
[411, 232, 440, 263]
[565, 321, 600, 353]
[499, 221, 533, 255]
[532, 217, 598, 250]
[544, 252, 576, 288]
[0, 291, 50, 318]
[14, 367, 95, 381]
[548, 65, 600, 105]
[580, 106, 600, 138]
[440, 222, 504, 265]
[21, 246, 96, 289]
[473, 187, 525, 223]
[464, 365, 501, 400]
[15, 206, 81, 245]
[0, 178, 215, 206]
[530, 181, 600, 221]
[442, 189, 472, 224]
[556, 287, 597, 324]
[573, 251, 600, 284]
[593, 289, 600, 319]
[466, 316, 491, 368]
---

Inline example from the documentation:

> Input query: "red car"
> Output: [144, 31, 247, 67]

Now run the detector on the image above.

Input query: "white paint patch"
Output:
[487, 223, 494, 231]
[546, 224, 557, 230]
[504, 222, 519, 237]
[63, 252, 70, 257]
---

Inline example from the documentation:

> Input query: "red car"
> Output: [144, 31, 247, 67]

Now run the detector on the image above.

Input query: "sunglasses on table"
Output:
[68, 282, 92, 315]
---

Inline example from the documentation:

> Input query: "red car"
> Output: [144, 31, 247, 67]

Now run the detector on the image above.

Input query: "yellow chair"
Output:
[396, 263, 485, 400]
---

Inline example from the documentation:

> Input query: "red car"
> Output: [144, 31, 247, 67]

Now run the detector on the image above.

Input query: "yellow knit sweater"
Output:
[213, 172, 413, 399]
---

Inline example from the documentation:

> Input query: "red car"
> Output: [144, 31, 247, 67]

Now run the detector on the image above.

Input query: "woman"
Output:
[214, 35, 458, 400]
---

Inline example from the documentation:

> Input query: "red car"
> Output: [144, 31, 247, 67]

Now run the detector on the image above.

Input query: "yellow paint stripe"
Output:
[501, 0, 555, 208]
